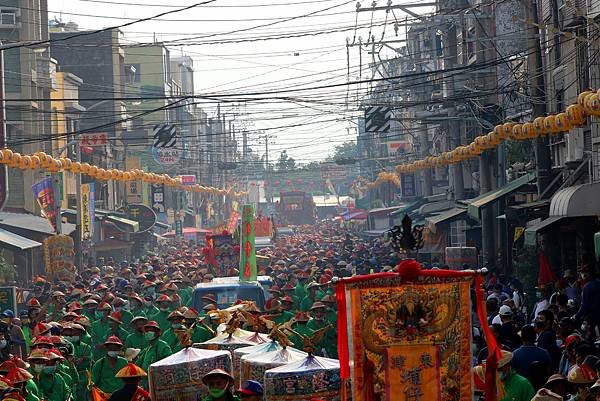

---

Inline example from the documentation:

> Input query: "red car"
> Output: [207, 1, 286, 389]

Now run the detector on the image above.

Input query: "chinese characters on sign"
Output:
[32, 178, 57, 232]
[80, 132, 109, 147]
[151, 184, 165, 213]
[44, 235, 76, 282]
[125, 204, 157, 232]
[239, 205, 257, 282]
[80, 183, 94, 241]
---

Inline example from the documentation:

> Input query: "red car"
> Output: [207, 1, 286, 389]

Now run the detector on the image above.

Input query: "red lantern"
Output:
[274, 180, 280, 187]
[286, 179, 292, 186]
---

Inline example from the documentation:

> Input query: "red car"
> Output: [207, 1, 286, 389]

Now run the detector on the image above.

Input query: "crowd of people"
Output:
[473, 264, 600, 401]
[0, 221, 595, 401]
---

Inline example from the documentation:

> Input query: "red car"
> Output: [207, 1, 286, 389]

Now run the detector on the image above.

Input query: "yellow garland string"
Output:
[0, 149, 248, 199]
[354, 90, 598, 191]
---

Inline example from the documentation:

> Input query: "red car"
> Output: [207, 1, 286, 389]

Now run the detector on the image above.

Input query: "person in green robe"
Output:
[306, 302, 335, 358]
[288, 312, 314, 351]
[294, 272, 309, 302]
[6, 366, 41, 401]
[321, 294, 338, 327]
[137, 321, 172, 389]
[201, 369, 239, 401]
[299, 283, 321, 312]
[114, 299, 133, 327]
[178, 280, 194, 307]
[33, 350, 71, 401]
[127, 294, 147, 319]
[82, 299, 98, 321]
[263, 299, 294, 326]
[26, 350, 48, 401]
[62, 322, 93, 401]
[148, 295, 172, 330]
[143, 296, 159, 317]
[91, 302, 113, 360]
[280, 284, 300, 310]
[91, 336, 129, 395]
[19, 310, 32, 354]
[124, 316, 148, 350]
[107, 311, 130, 341]
[161, 310, 186, 353]
[182, 308, 214, 344]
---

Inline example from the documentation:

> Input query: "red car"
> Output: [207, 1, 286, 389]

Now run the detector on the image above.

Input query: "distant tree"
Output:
[505, 140, 532, 166]
[275, 150, 297, 171]
[327, 141, 358, 162]
[300, 161, 321, 171]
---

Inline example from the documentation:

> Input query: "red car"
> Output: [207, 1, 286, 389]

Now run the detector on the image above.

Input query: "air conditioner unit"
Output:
[566, 128, 584, 162]
[431, 90, 443, 100]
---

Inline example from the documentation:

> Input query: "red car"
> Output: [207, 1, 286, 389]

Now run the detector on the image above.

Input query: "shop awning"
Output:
[343, 210, 367, 220]
[389, 200, 423, 217]
[154, 221, 170, 230]
[0, 212, 75, 235]
[466, 173, 537, 220]
[95, 238, 134, 252]
[0, 228, 42, 250]
[524, 216, 566, 246]
[426, 207, 468, 233]
[549, 183, 600, 217]
[105, 215, 139, 233]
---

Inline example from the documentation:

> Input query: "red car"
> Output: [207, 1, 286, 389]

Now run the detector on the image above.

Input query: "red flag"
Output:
[538, 251, 557, 286]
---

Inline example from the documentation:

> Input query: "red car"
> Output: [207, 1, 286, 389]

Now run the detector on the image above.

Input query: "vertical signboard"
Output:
[0, 52, 8, 210]
[239, 205, 257, 282]
[32, 178, 57, 231]
[151, 184, 165, 213]
[80, 183, 94, 241]
[175, 220, 183, 237]
[400, 173, 417, 198]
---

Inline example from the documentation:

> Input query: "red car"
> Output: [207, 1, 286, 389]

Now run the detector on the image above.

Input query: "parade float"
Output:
[262, 326, 343, 401]
[148, 347, 232, 401]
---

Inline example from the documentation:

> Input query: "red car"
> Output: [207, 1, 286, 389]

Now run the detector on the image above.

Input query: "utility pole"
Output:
[258, 132, 276, 207]
[526, 0, 551, 195]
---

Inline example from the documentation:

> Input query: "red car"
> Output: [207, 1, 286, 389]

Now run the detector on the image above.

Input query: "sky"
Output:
[47, 0, 424, 164]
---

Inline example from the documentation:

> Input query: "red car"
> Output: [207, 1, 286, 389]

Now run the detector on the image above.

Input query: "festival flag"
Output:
[239, 204, 257, 282]
[336, 260, 490, 401]
[32, 178, 57, 231]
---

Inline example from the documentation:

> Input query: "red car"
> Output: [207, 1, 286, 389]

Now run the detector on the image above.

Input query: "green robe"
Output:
[36, 371, 70, 401]
[124, 331, 147, 350]
[26, 379, 42, 401]
[22, 325, 31, 354]
[144, 305, 159, 317]
[119, 309, 134, 326]
[138, 339, 172, 388]
[91, 318, 111, 345]
[162, 328, 182, 353]
[72, 340, 93, 401]
[500, 372, 535, 401]
[300, 296, 316, 312]
[190, 324, 213, 344]
[271, 311, 295, 326]
[58, 363, 78, 390]
[306, 319, 335, 358]
[138, 339, 172, 372]
[289, 323, 314, 351]
[179, 287, 193, 306]
[91, 356, 129, 394]
[128, 308, 147, 319]
[149, 310, 171, 330]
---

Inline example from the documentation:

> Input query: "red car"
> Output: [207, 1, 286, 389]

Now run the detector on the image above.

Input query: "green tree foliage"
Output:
[505, 140, 533, 166]
[327, 141, 358, 161]
[275, 150, 297, 171]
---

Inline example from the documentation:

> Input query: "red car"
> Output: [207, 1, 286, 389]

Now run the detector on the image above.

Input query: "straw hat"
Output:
[115, 363, 147, 378]
[530, 388, 563, 401]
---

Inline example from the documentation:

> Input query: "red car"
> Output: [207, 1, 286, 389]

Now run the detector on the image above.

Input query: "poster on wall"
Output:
[32, 178, 57, 232]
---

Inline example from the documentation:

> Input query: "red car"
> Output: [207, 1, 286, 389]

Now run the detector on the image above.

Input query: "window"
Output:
[0, 9, 17, 26]
[449, 220, 467, 247]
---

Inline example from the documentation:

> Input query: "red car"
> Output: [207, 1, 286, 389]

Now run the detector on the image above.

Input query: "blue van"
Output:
[192, 281, 267, 311]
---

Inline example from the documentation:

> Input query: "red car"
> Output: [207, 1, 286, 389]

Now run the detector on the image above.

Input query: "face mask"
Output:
[499, 371, 507, 381]
[43, 366, 56, 374]
[64, 336, 79, 343]
[581, 323, 589, 332]
[160, 307, 169, 312]
[107, 351, 119, 358]
[0, 339, 7, 349]
[33, 364, 44, 373]
[536, 291, 542, 299]
[144, 332, 156, 341]
[171, 323, 182, 330]
[208, 388, 226, 398]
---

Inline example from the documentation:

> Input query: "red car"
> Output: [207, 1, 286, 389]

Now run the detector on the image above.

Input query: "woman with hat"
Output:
[107, 363, 150, 401]
[201, 369, 238, 401]
[91, 336, 129, 396]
